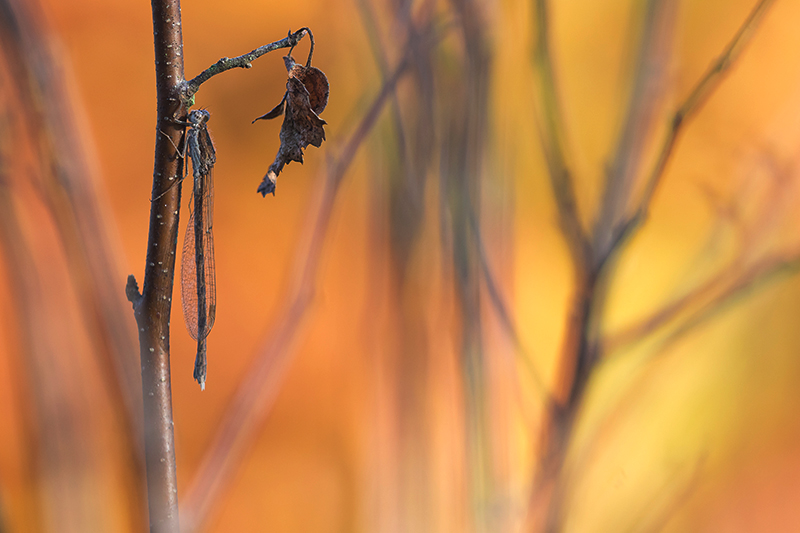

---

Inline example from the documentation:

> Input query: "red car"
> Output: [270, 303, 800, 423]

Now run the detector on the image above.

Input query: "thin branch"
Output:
[607, 149, 796, 352]
[532, 0, 595, 422]
[635, 455, 705, 533]
[533, 0, 590, 269]
[0, 0, 145, 479]
[631, 0, 776, 228]
[132, 13, 318, 533]
[573, 253, 799, 509]
[655, 249, 800, 353]
[604, 267, 731, 353]
[466, 209, 550, 401]
[354, 0, 410, 191]
[550, 252, 799, 530]
[183, 28, 310, 103]
[605, 247, 800, 357]
[593, 0, 676, 264]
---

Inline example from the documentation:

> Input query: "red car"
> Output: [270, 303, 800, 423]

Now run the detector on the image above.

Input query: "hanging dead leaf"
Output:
[254, 54, 329, 196]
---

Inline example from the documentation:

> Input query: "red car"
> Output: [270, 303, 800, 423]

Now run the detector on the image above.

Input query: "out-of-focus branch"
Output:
[606, 148, 795, 352]
[180, 28, 439, 529]
[533, 0, 589, 270]
[466, 210, 550, 403]
[548, 0, 679, 412]
[572, 250, 799, 512]
[656, 249, 800, 353]
[588, 0, 777, 388]
[440, 0, 494, 528]
[0, 0, 144, 461]
[0, 0, 147, 529]
[605, 267, 731, 353]
[627, 0, 776, 234]
[354, 0, 410, 188]
[604, 249, 800, 352]
[593, 0, 676, 264]
[627, 455, 706, 533]
[531, 3, 779, 530]
[545, 248, 800, 530]
[560, 0, 777, 409]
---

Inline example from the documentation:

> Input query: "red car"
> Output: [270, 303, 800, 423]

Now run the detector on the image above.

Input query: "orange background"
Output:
[1, 0, 800, 531]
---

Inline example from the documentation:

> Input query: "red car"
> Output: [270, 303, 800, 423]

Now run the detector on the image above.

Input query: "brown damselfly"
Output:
[180, 109, 216, 390]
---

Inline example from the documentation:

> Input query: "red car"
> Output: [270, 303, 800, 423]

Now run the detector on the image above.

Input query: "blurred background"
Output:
[1, 0, 800, 531]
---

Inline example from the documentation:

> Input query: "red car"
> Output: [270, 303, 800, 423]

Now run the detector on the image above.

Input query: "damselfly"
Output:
[180, 109, 216, 390]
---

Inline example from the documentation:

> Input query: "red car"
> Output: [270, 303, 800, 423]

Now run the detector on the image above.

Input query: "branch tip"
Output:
[125, 274, 142, 304]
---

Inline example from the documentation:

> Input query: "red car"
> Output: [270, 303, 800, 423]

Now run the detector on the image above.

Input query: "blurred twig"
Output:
[607, 148, 796, 352]
[0, 0, 143, 464]
[0, 0, 146, 529]
[593, 0, 676, 264]
[467, 210, 550, 402]
[356, 0, 440, 529]
[532, 0, 589, 270]
[654, 249, 800, 353]
[556, 146, 800, 533]
[566, 250, 799, 520]
[625, 0, 776, 239]
[441, 0, 494, 527]
[629, 454, 706, 533]
[530, 1, 779, 530]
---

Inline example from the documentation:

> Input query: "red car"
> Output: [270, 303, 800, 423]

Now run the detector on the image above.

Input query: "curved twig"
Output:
[182, 28, 310, 104]
[630, 0, 776, 233]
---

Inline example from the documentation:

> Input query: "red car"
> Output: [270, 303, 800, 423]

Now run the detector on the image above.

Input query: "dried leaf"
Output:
[253, 94, 285, 122]
[254, 55, 329, 196]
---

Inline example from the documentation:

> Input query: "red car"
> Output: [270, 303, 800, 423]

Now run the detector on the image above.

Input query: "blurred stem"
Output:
[533, 0, 589, 270]
[532, 0, 777, 530]
[445, 0, 492, 528]
[622, 0, 776, 248]
[593, 0, 675, 264]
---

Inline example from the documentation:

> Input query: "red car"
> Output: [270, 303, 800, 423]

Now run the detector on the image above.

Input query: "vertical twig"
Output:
[532, 0, 589, 270]
[0, 0, 146, 529]
[126, 0, 186, 531]
[354, 0, 436, 528]
[559, 0, 676, 418]
[593, 0, 676, 264]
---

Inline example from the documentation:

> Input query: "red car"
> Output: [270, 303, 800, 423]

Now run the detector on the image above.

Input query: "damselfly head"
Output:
[188, 108, 211, 128]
